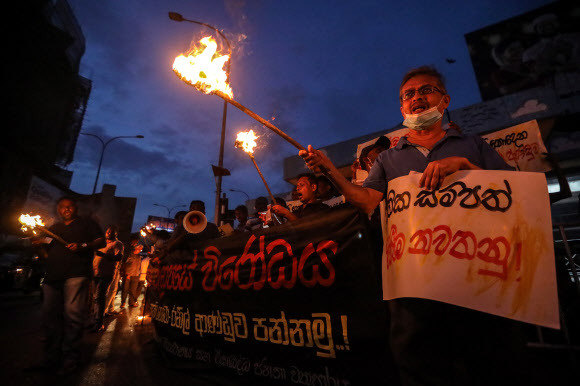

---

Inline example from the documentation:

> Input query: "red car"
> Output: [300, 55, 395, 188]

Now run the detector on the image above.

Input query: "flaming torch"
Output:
[19, 214, 69, 245]
[235, 130, 277, 204]
[173, 37, 306, 151]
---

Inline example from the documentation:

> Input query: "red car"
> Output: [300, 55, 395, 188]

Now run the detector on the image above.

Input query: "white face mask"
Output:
[402, 98, 444, 130]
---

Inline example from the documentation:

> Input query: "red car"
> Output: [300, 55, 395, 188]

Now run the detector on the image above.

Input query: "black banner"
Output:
[148, 205, 392, 385]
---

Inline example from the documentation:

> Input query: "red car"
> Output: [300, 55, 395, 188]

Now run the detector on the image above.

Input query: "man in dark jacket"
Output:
[34, 197, 104, 375]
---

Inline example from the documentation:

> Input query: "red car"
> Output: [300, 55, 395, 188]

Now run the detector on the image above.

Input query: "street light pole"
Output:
[81, 133, 144, 194]
[153, 203, 187, 219]
[153, 203, 187, 230]
[229, 188, 250, 202]
[168, 11, 231, 226]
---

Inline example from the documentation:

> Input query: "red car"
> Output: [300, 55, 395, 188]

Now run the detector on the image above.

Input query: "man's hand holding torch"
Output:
[299, 145, 336, 175]
[300, 145, 384, 214]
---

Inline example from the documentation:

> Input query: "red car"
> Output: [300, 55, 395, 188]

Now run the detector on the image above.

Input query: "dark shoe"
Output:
[57, 361, 79, 376]
[130, 302, 139, 307]
[106, 309, 119, 315]
[120, 303, 126, 308]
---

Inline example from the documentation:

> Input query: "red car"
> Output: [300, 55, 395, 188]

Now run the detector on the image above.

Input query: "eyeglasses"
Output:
[400, 85, 445, 101]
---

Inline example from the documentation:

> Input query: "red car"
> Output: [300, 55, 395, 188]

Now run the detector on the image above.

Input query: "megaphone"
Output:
[183, 211, 208, 234]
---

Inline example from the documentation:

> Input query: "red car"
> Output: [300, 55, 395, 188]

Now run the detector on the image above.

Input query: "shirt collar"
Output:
[394, 128, 463, 150]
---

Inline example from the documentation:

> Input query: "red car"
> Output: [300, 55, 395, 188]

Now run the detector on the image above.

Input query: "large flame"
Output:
[19, 214, 45, 235]
[235, 130, 258, 154]
[173, 36, 233, 98]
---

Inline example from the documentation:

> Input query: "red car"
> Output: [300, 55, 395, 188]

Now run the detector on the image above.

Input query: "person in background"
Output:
[352, 136, 391, 183]
[173, 210, 187, 236]
[245, 196, 269, 231]
[272, 173, 329, 221]
[134, 252, 150, 307]
[91, 225, 123, 331]
[104, 256, 122, 317]
[316, 175, 339, 201]
[120, 234, 142, 308]
[184, 200, 221, 241]
[234, 205, 249, 232]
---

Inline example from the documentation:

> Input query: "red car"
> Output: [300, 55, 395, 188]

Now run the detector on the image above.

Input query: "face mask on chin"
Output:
[402, 98, 444, 130]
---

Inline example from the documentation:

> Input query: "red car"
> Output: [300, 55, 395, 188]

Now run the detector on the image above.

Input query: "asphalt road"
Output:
[0, 290, 236, 386]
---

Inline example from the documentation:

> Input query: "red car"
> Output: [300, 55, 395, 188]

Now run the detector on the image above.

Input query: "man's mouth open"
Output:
[412, 104, 428, 113]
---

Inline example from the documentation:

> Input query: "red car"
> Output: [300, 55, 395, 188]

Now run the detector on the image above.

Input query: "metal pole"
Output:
[81, 134, 143, 194]
[93, 140, 107, 195]
[215, 100, 228, 225]
[168, 12, 232, 226]
[229, 189, 250, 202]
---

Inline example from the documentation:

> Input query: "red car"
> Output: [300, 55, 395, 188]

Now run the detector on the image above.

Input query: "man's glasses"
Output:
[400, 85, 444, 101]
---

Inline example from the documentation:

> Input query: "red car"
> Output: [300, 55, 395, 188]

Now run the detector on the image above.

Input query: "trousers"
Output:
[121, 276, 139, 305]
[93, 276, 113, 325]
[42, 277, 90, 366]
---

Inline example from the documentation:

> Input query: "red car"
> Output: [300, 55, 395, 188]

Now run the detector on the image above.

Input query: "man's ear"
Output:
[400, 105, 406, 119]
[442, 94, 451, 109]
[312, 183, 318, 193]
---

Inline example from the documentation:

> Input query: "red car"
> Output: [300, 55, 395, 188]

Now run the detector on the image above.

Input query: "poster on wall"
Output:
[465, 2, 580, 101]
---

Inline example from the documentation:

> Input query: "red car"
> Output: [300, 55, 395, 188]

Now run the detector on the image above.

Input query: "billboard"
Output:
[465, 1, 580, 101]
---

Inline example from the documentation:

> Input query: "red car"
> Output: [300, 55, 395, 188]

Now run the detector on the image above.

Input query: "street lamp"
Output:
[169, 11, 231, 226]
[153, 203, 187, 219]
[229, 188, 250, 202]
[80, 133, 144, 194]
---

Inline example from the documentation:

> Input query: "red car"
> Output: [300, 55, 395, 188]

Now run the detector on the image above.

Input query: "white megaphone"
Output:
[182, 211, 208, 234]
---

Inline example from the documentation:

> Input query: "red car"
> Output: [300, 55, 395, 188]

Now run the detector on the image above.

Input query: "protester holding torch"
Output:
[25, 196, 104, 375]
[299, 66, 526, 386]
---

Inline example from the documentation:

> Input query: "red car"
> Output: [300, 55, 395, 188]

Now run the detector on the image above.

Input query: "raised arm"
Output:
[299, 145, 383, 213]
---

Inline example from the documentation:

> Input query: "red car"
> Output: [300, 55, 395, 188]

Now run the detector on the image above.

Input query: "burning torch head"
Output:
[18, 214, 45, 235]
[172, 36, 233, 98]
[235, 130, 258, 154]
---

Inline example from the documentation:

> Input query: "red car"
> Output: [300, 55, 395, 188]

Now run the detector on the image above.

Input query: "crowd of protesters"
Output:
[23, 65, 574, 384]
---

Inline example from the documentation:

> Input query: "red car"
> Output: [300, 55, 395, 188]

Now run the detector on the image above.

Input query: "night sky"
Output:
[66, 0, 553, 231]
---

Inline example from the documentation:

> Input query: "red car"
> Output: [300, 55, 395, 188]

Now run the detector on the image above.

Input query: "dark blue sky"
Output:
[66, 0, 553, 231]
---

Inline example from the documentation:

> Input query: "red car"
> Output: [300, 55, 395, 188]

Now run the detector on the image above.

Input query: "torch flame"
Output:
[235, 130, 258, 154]
[173, 36, 233, 98]
[19, 214, 45, 235]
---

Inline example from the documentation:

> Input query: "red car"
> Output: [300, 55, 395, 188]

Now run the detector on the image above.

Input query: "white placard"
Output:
[381, 170, 559, 329]
[481, 120, 550, 172]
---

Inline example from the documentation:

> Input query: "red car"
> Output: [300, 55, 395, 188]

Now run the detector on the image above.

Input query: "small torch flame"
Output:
[19, 214, 45, 235]
[235, 130, 258, 154]
[140, 229, 147, 238]
[173, 36, 233, 98]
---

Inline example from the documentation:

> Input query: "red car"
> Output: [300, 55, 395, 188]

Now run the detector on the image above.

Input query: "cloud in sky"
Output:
[66, 0, 554, 231]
